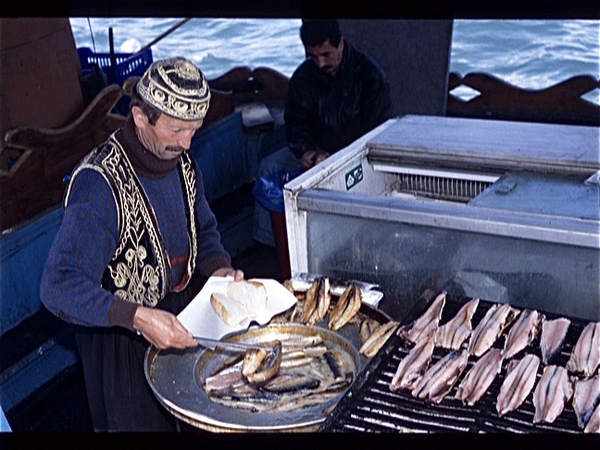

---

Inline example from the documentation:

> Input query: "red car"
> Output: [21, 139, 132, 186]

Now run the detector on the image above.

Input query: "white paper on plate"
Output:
[177, 276, 298, 343]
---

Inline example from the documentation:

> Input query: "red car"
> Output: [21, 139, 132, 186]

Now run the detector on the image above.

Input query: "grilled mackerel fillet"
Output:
[540, 318, 571, 365]
[532, 365, 573, 424]
[573, 374, 600, 430]
[328, 283, 362, 331]
[389, 329, 436, 392]
[468, 303, 519, 357]
[455, 348, 504, 406]
[584, 402, 600, 434]
[503, 309, 545, 359]
[302, 277, 331, 325]
[496, 354, 540, 417]
[566, 321, 600, 378]
[398, 292, 446, 344]
[435, 298, 479, 350]
[359, 321, 398, 359]
[411, 349, 469, 404]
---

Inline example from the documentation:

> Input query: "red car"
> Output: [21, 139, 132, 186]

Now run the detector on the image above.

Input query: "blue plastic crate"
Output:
[77, 47, 153, 86]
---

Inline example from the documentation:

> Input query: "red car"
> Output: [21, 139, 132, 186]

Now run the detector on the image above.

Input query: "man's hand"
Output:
[315, 152, 330, 165]
[133, 306, 198, 350]
[301, 150, 329, 170]
[300, 150, 317, 170]
[211, 267, 245, 281]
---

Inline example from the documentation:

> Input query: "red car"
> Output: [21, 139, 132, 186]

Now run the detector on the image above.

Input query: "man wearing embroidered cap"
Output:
[41, 57, 244, 431]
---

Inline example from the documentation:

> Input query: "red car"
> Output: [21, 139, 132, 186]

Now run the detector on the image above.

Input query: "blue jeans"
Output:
[253, 146, 303, 246]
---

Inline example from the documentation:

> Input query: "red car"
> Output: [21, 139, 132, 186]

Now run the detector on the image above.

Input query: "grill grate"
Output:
[320, 294, 593, 434]
[391, 174, 493, 202]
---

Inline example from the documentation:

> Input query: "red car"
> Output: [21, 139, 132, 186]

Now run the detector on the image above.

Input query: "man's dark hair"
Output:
[129, 85, 162, 126]
[300, 19, 342, 48]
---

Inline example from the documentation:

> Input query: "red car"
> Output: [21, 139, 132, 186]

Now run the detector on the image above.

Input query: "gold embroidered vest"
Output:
[64, 133, 198, 307]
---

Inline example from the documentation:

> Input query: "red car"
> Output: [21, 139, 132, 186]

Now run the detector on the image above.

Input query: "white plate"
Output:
[177, 276, 297, 344]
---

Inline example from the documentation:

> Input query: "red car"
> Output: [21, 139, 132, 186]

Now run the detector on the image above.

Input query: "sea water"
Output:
[69, 18, 600, 104]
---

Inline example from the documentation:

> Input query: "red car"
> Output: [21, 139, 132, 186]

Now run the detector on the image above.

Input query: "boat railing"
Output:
[447, 72, 600, 127]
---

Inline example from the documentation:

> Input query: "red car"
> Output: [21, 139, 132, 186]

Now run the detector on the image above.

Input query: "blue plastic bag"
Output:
[252, 171, 301, 214]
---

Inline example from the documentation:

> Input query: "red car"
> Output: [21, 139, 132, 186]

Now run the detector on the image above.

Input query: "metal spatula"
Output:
[193, 335, 273, 353]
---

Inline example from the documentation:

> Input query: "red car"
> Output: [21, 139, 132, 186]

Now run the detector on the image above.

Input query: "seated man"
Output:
[254, 19, 392, 246]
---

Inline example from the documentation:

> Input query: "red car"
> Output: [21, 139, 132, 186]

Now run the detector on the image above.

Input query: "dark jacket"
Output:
[285, 42, 392, 159]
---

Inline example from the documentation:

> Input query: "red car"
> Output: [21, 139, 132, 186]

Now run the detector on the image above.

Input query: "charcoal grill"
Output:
[319, 291, 596, 433]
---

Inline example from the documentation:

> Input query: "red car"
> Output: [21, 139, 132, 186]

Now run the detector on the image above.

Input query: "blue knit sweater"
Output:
[40, 118, 232, 331]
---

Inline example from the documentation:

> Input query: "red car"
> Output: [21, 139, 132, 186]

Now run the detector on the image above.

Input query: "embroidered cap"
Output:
[137, 57, 210, 120]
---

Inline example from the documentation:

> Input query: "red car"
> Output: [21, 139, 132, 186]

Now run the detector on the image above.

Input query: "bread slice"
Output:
[210, 280, 268, 326]
[227, 280, 268, 311]
[210, 292, 249, 326]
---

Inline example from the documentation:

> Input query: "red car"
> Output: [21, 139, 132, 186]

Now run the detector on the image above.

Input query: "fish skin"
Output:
[532, 365, 573, 424]
[329, 283, 353, 325]
[315, 277, 331, 322]
[496, 354, 540, 416]
[359, 317, 380, 344]
[389, 332, 436, 392]
[573, 374, 600, 429]
[584, 402, 600, 434]
[359, 320, 399, 359]
[412, 349, 469, 404]
[204, 362, 244, 392]
[566, 322, 600, 378]
[435, 298, 479, 350]
[468, 303, 519, 357]
[398, 292, 446, 344]
[455, 348, 504, 406]
[330, 284, 362, 331]
[540, 318, 571, 365]
[301, 279, 319, 324]
[503, 309, 545, 359]
[305, 278, 331, 325]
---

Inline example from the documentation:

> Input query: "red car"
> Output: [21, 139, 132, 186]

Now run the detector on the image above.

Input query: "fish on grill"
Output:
[503, 309, 545, 359]
[566, 321, 600, 378]
[398, 291, 446, 344]
[573, 374, 600, 430]
[584, 402, 600, 434]
[411, 349, 469, 404]
[468, 303, 519, 357]
[532, 365, 573, 424]
[496, 353, 540, 417]
[435, 298, 479, 350]
[329, 283, 362, 331]
[540, 317, 571, 365]
[359, 320, 399, 359]
[389, 328, 436, 392]
[455, 347, 504, 406]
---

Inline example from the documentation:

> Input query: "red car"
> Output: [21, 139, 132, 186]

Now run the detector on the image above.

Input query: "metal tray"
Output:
[144, 323, 366, 432]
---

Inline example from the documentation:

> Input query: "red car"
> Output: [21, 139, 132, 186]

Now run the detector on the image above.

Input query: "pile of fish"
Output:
[202, 276, 399, 414]
[276, 277, 398, 359]
[203, 334, 355, 413]
[388, 292, 600, 433]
